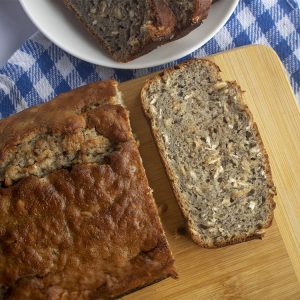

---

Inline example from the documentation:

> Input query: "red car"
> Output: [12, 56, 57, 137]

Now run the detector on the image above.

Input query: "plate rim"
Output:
[19, 0, 239, 70]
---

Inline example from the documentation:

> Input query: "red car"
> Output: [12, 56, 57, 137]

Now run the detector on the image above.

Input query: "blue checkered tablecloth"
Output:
[0, 0, 299, 118]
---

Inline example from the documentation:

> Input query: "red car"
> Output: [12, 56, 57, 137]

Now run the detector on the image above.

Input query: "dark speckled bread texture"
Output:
[0, 81, 176, 299]
[63, 0, 176, 62]
[63, 0, 212, 62]
[141, 59, 276, 248]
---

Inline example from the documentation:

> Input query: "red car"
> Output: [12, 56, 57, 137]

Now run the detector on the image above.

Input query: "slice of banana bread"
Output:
[141, 59, 276, 248]
[63, 0, 213, 62]
[64, 0, 176, 62]
[0, 81, 176, 299]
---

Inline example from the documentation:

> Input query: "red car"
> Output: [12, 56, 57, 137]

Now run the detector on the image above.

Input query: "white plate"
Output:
[19, 0, 239, 69]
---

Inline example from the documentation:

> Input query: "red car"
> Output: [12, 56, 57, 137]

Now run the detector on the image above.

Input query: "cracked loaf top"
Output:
[0, 81, 176, 299]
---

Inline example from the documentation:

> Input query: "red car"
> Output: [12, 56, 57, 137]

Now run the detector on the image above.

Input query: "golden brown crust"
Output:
[0, 80, 119, 162]
[148, 0, 176, 39]
[192, 0, 212, 23]
[141, 58, 276, 248]
[0, 82, 176, 299]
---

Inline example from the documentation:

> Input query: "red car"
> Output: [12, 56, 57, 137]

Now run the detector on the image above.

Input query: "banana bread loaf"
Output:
[0, 81, 176, 299]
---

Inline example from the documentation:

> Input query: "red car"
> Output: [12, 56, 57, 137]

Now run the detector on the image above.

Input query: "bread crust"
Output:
[0, 81, 176, 298]
[192, 0, 212, 23]
[141, 58, 276, 248]
[162, 0, 212, 42]
[0, 80, 119, 162]
[148, 0, 176, 39]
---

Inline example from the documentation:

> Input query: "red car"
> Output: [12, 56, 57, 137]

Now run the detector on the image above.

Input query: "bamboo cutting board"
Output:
[119, 45, 300, 299]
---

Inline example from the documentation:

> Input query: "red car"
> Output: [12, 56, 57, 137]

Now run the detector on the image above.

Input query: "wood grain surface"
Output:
[119, 45, 300, 299]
